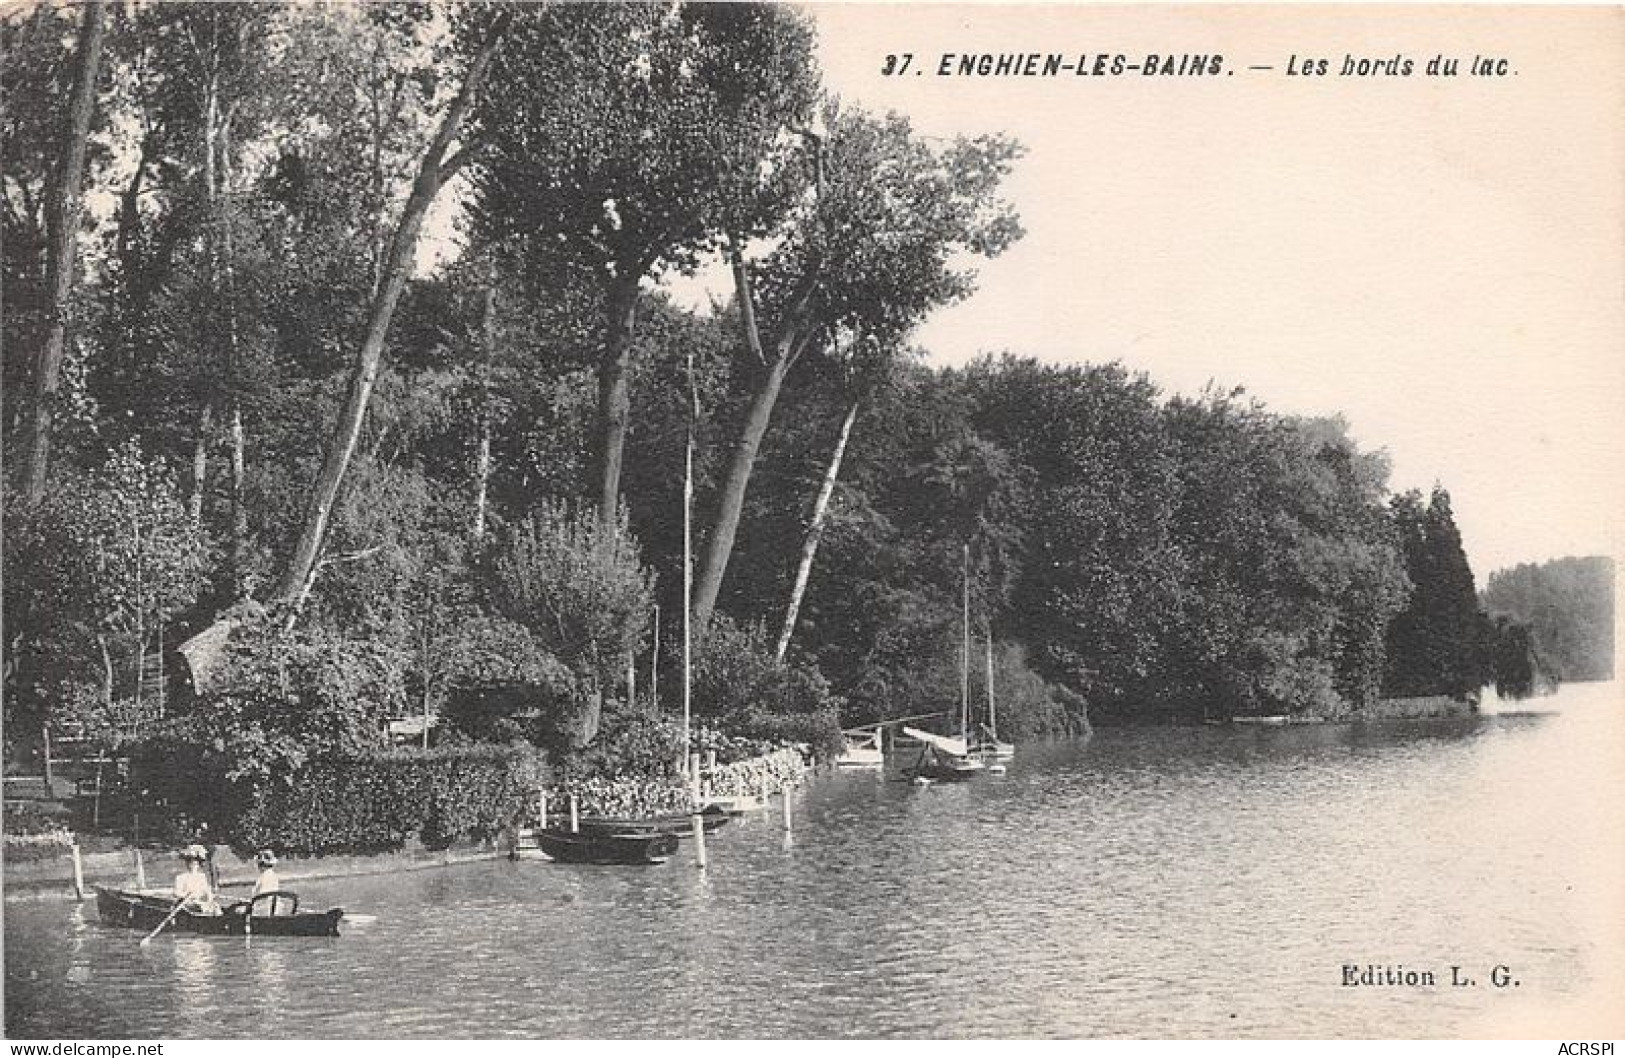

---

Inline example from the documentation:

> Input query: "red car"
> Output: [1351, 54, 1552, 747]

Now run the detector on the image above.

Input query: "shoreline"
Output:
[1092, 693, 1485, 727]
[0, 699, 1500, 900]
[2, 839, 508, 902]
[5, 745, 815, 903]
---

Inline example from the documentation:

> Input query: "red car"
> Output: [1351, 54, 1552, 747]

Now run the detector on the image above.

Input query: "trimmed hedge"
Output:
[235, 743, 545, 856]
[3, 799, 73, 836]
[701, 746, 808, 800]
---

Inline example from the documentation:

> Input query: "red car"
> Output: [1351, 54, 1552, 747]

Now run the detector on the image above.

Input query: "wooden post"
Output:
[42, 724, 52, 790]
[569, 794, 579, 834]
[537, 789, 547, 830]
[134, 813, 145, 888]
[781, 786, 793, 832]
[691, 812, 708, 869]
[650, 604, 660, 713]
[157, 613, 166, 719]
[92, 759, 104, 829]
[70, 842, 85, 900]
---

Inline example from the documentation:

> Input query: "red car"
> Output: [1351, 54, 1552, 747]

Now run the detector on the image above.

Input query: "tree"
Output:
[774, 330, 909, 661]
[468, 2, 819, 537]
[1382, 487, 1491, 698]
[151, 4, 279, 588]
[692, 106, 1023, 639]
[276, 10, 511, 610]
[4, 442, 206, 737]
[16, 0, 105, 504]
[960, 358, 1179, 711]
[1482, 556, 1614, 682]
[165, 619, 406, 786]
[486, 503, 655, 745]
[1485, 615, 1552, 700]
[1156, 397, 1410, 717]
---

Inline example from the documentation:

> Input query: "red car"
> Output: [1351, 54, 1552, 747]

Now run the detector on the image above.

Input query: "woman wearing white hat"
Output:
[172, 845, 221, 915]
[251, 850, 281, 899]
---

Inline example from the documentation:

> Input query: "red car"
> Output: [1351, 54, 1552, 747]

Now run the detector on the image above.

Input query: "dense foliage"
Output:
[1380, 488, 1493, 699]
[486, 503, 655, 744]
[3, 443, 207, 740]
[235, 744, 544, 855]
[182, 616, 406, 781]
[128, 737, 541, 855]
[4, 2, 1544, 848]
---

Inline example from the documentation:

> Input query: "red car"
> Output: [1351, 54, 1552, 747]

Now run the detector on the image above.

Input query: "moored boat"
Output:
[531, 828, 679, 865]
[968, 734, 1015, 762]
[94, 886, 343, 937]
[901, 548, 990, 784]
[699, 792, 765, 814]
[574, 804, 731, 838]
[835, 727, 884, 767]
[900, 726, 987, 782]
[910, 752, 987, 782]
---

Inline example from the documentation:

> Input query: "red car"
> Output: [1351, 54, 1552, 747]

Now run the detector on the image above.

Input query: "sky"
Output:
[780, 3, 1623, 582]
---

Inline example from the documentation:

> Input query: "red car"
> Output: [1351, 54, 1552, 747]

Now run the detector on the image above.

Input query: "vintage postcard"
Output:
[2, 1, 1620, 1044]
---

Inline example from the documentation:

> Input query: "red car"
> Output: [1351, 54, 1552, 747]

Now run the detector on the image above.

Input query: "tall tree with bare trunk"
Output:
[18, 0, 104, 504]
[774, 332, 907, 661]
[692, 106, 1024, 640]
[276, 12, 512, 612]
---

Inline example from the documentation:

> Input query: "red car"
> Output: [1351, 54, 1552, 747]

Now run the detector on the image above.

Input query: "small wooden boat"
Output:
[835, 728, 884, 767]
[95, 887, 343, 937]
[698, 793, 765, 814]
[575, 804, 731, 838]
[907, 753, 987, 782]
[531, 828, 679, 865]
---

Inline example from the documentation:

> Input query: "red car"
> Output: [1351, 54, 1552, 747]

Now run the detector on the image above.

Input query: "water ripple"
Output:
[7, 684, 1623, 1038]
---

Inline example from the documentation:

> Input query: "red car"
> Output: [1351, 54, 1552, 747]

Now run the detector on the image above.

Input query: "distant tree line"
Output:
[2, 2, 1555, 812]
[1482, 556, 1614, 684]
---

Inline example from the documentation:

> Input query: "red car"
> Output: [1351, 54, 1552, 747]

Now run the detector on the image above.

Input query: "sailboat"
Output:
[903, 545, 987, 783]
[901, 726, 985, 781]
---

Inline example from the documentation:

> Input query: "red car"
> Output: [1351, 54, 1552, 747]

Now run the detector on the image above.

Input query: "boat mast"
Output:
[682, 349, 695, 784]
[986, 622, 996, 741]
[961, 543, 970, 743]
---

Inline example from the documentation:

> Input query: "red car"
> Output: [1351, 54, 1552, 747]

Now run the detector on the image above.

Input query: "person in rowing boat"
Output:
[251, 850, 281, 898]
[173, 844, 221, 915]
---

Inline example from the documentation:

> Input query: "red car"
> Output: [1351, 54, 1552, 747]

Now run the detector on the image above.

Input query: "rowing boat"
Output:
[530, 829, 679, 865]
[94, 886, 344, 937]
[574, 804, 732, 838]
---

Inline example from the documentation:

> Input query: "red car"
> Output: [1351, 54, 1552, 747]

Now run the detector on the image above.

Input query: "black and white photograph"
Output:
[2, 1, 1621, 1042]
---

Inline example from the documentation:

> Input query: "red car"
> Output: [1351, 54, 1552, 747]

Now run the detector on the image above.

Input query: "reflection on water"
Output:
[167, 939, 221, 1038]
[7, 682, 1623, 1038]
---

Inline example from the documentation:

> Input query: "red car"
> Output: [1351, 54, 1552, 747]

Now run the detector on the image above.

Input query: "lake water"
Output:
[6, 681, 1623, 1039]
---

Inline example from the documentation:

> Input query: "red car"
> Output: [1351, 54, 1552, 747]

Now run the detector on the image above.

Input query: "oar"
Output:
[140, 898, 189, 947]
